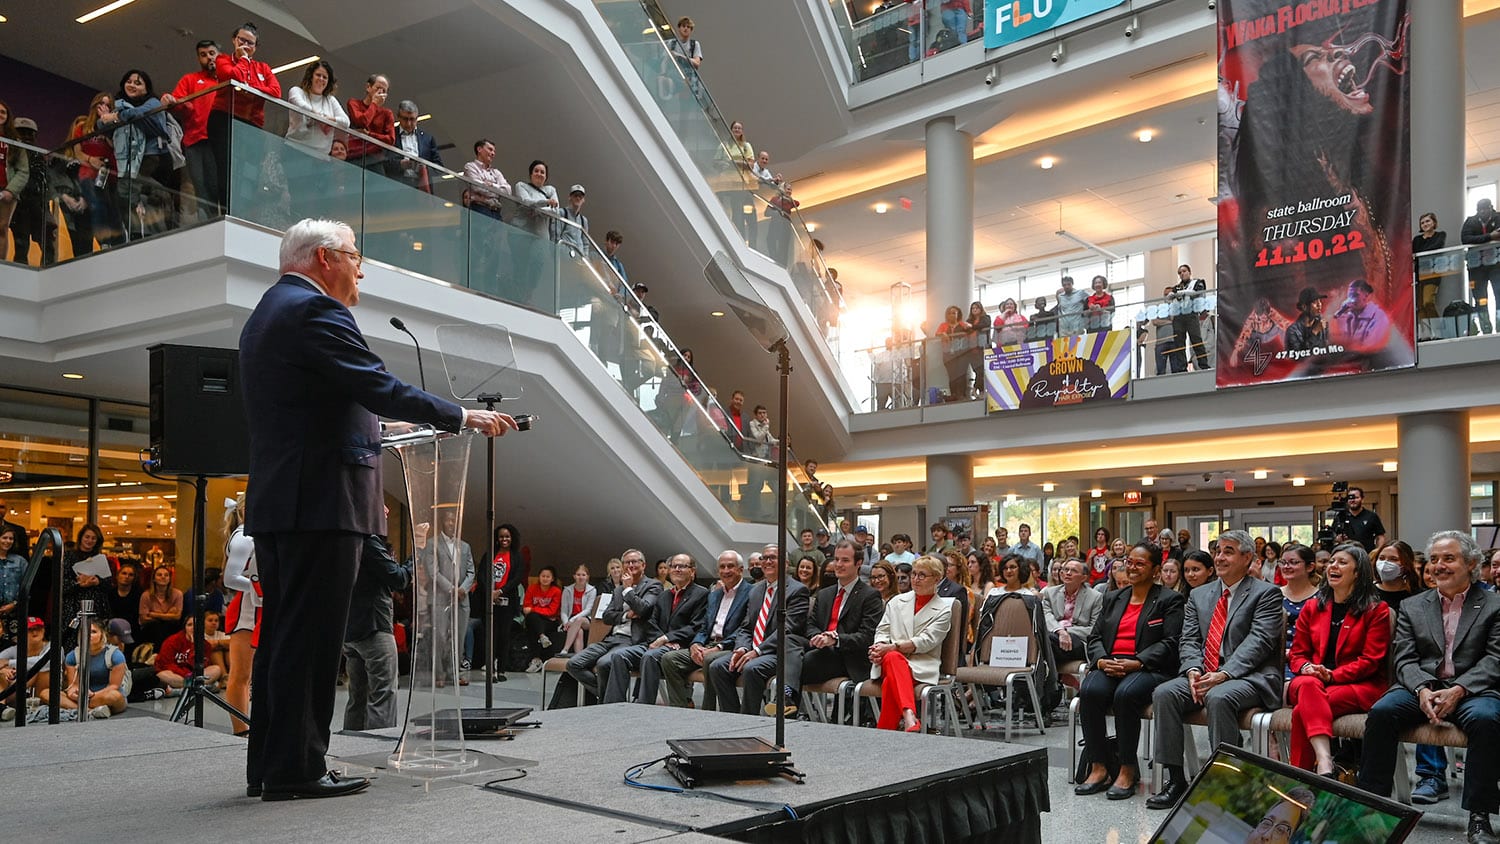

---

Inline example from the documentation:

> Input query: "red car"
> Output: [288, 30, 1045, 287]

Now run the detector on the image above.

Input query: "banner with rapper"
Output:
[1215, 0, 1412, 388]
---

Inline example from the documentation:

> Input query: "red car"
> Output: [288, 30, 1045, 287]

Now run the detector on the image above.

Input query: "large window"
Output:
[1473, 481, 1495, 525]
[992, 495, 1079, 550]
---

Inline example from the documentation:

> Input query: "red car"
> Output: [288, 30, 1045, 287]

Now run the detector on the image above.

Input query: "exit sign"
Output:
[1123, 491, 1142, 505]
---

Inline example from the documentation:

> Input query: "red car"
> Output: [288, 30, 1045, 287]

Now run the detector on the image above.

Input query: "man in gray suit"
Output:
[1040, 559, 1102, 665]
[1148, 530, 1283, 809]
[709, 545, 810, 715]
[1357, 531, 1500, 844]
[559, 549, 661, 705]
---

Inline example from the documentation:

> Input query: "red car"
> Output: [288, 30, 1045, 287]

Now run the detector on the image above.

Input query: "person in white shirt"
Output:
[284, 61, 349, 156]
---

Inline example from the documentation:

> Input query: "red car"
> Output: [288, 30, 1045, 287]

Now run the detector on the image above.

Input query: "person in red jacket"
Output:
[1286, 543, 1390, 775]
[521, 566, 564, 671]
[206, 22, 281, 207]
[155, 613, 226, 691]
[162, 39, 223, 216]
[345, 74, 395, 172]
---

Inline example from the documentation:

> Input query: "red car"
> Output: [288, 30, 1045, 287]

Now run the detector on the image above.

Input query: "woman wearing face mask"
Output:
[1372, 540, 1419, 609]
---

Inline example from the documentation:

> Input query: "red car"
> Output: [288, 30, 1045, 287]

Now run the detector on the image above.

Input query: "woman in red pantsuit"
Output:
[1286, 542, 1390, 775]
[868, 555, 954, 732]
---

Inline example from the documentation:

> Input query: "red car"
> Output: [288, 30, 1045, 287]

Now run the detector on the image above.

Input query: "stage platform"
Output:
[0, 705, 1047, 843]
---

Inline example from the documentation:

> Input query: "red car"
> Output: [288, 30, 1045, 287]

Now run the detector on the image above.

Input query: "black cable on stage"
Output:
[481, 769, 528, 788]
[622, 756, 799, 820]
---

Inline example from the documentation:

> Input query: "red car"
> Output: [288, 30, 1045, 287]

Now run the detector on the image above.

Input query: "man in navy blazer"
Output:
[710, 545, 811, 715]
[239, 219, 511, 801]
[617, 553, 708, 704]
[392, 101, 441, 191]
[658, 550, 751, 709]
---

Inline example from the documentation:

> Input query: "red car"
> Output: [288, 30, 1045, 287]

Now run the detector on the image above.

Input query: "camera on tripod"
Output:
[1325, 480, 1351, 541]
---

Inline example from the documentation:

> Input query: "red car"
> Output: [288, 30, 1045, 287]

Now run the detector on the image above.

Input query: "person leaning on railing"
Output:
[98, 69, 181, 236]
[285, 60, 350, 157]
[69, 93, 125, 249]
[344, 74, 395, 172]
[210, 22, 281, 207]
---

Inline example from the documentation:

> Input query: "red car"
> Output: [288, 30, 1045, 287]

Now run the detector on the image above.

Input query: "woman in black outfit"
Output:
[60, 523, 114, 651]
[1075, 541, 1185, 801]
[1412, 212, 1446, 253]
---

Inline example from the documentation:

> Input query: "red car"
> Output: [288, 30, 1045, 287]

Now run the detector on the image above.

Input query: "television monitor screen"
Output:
[1150, 744, 1421, 844]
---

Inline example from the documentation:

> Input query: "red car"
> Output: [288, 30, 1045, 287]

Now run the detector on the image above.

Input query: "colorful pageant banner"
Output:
[983, 330, 1131, 413]
[1215, 0, 1413, 388]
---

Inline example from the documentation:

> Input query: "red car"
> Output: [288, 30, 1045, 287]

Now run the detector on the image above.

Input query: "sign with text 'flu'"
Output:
[984, 0, 1128, 50]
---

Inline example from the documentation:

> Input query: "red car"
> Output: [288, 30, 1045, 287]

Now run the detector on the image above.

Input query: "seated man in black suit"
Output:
[709, 544, 809, 715]
[556, 549, 660, 706]
[607, 553, 706, 704]
[1148, 530, 1284, 809]
[782, 540, 884, 716]
[1357, 531, 1500, 844]
[654, 550, 750, 709]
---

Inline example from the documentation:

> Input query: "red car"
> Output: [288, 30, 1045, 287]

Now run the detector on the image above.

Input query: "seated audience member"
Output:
[1286, 543, 1389, 775]
[895, 563, 913, 594]
[994, 553, 1039, 596]
[1149, 530, 1283, 810]
[658, 550, 750, 710]
[51, 619, 128, 718]
[942, 549, 978, 639]
[967, 551, 994, 597]
[794, 556, 820, 596]
[558, 550, 660, 706]
[1085, 528, 1113, 584]
[868, 555, 954, 731]
[558, 564, 598, 656]
[105, 561, 143, 632]
[1076, 542, 1184, 800]
[624, 554, 708, 704]
[138, 564, 185, 648]
[154, 614, 226, 691]
[1159, 558, 1188, 597]
[1096, 557, 1133, 595]
[1278, 544, 1320, 675]
[1042, 559, 1103, 666]
[522, 565, 564, 671]
[1357, 531, 1500, 843]
[791, 541, 884, 714]
[869, 560, 899, 603]
[709, 544, 809, 715]
[884, 534, 917, 566]
[1181, 549, 1216, 591]
[1373, 539, 1420, 608]
[0, 617, 51, 719]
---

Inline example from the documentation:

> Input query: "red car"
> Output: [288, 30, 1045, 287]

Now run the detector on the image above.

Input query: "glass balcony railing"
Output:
[6, 80, 825, 532]
[827, 0, 980, 83]
[595, 0, 846, 353]
[1415, 243, 1499, 339]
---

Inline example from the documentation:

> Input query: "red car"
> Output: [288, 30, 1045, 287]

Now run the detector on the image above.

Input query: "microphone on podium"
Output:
[389, 316, 427, 391]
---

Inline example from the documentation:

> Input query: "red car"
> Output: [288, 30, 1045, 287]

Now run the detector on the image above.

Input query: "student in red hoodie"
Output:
[206, 22, 281, 207]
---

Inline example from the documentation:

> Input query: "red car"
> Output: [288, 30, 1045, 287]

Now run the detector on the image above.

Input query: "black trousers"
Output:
[1078, 667, 1168, 768]
[799, 646, 865, 692]
[247, 530, 362, 789]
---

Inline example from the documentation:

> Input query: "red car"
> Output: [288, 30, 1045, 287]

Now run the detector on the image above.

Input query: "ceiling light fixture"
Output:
[417, 113, 433, 122]
[1005, 493, 1017, 505]
[1056, 229, 1124, 261]
[874, 202, 890, 214]
[76, 0, 139, 24]
[709, 310, 725, 317]
[62, 373, 85, 380]
[1252, 469, 1268, 480]
[1090, 488, 1102, 498]
[860, 501, 872, 510]
[1041, 482, 1055, 493]
[876, 493, 889, 502]
[1382, 461, 1398, 472]
[270, 55, 321, 75]
[1141, 476, 1154, 486]
[0, 14, 8, 22]
[805, 222, 818, 233]
[1292, 477, 1307, 487]
[1138, 129, 1154, 143]
[1038, 156, 1056, 170]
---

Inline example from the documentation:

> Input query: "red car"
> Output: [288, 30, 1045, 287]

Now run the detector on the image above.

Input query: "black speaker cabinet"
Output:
[148, 344, 250, 477]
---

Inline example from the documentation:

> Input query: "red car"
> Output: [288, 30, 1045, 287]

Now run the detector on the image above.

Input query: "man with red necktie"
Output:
[783, 541, 885, 716]
[1147, 530, 1284, 810]
[709, 544, 810, 715]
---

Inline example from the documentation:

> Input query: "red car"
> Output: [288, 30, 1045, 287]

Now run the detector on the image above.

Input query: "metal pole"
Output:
[483, 397, 497, 707]
[76, 600, 94, 721]
[48, 533, 63, 724]
[192, 474, 208, 728]
[772, 339, 791, 750]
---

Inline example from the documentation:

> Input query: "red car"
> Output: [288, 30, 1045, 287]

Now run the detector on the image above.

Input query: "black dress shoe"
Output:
[1146, 778, 1188, 810]
[1073, 779, 1110, 796]
[1469, 812, 1499, 844]
[246, 784, 261, 798]
[1106, 781, 1138, 800]
[261, 771, 370, 802]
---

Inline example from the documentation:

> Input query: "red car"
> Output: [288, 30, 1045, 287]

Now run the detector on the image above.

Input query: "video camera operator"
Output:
[1331, 484, 1385, 552]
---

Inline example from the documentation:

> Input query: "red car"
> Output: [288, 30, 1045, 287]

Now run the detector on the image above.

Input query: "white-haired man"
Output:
[239, 219, 512, 801]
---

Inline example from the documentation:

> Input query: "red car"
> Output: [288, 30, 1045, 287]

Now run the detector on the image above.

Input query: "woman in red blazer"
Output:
[1286, 542, 1390, 774]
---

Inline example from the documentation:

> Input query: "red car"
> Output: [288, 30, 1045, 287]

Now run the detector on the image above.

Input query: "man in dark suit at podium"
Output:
[239, 218, 512, 801]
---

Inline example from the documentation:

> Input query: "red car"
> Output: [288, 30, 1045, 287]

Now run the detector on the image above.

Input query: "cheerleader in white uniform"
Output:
[222, 494, 260, 735]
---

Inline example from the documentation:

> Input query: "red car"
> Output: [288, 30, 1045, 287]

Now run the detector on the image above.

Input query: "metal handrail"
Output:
[4, 527, 64, 726]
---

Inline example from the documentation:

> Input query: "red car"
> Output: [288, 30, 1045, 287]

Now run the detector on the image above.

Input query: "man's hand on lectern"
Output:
[463, 409, 517, 436]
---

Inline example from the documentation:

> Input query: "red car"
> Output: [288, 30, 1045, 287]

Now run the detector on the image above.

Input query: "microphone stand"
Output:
[390, 317, 427, 391]
[478, 392, 502, 703]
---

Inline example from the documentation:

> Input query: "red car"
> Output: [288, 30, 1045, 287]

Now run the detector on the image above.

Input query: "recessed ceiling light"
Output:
[710, 310, 725, 317]
[62, 373, 84, 380]
[1005, 493, 1017, 505]
[76, 0, 139, 24]
[805, 222, 818, 232]
[1041, 482, 1055, 492]
[1292, 477, 1307, 487]
[417, 113, 433, 122]
[0, 14, 8, 22]
[876, 493, 889, 502]
[1138, 130, 1154, 143]
[271, 55, 321, 74]
[1039, 157, 1056, 170]
[1252, 469, 1268, 480]
[1141, 476, 1154, 486]
[411, 242, 423, 251]
[874, 202, 889, 214]
[860, 501, 872, 510]
[1090, 488, 1102, 498]
[1382, 461, 1398, 472]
